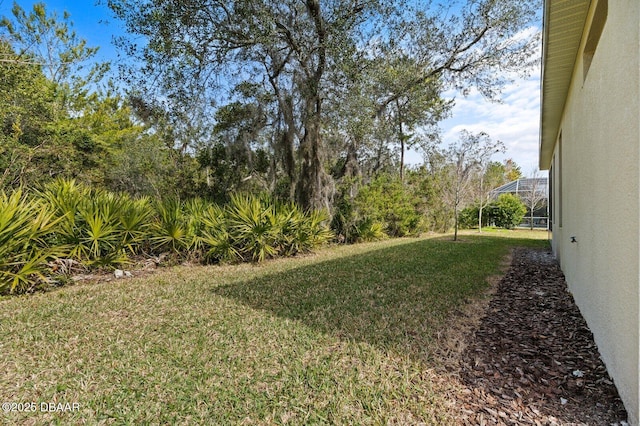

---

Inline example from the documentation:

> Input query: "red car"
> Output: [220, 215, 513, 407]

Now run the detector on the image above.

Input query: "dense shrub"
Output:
[458, 206, 478, 229]
[332, 174, 424, 242]
[330, 190, 360, 243]
[458, 205, 493, 229]
[2, 180, 332, 294]
[404, 167, 455, 233]
[0, 189, 60, 294]
[355, 175, 424, 237]
[226, 194, 333, 262]
[149, 193, 333, 263]
[355, 218, 387, 242]
[458, 195, 527, 230]
[151, 197, 189, 254]
[197, 204, 238, 263]
[41, 179, 154, 267]
[492, 194, 527, 229]
[226, 193, 280, 262]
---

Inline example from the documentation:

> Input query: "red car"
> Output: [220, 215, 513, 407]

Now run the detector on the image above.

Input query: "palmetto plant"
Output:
[304, 209, 334, 248]
[227, 193, 280, 262]
[118, 196, 154, 254]
[150, 197, 188, 253]
[275, 201, 306, 257]
[225, 194, 333, 262]
[356, 218, 387, 243]
[40, 179, 152, 267]
[0, 189, 60, 294]
[183, 197, 208, 252]
[3, 179, 333, 293]
[198, 204, 239, 263]
[75, 191, 130, 266]
[272, 201, 334, 256]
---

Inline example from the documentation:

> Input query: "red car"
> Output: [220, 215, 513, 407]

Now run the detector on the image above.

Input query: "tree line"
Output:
[0, 1, 540, 237]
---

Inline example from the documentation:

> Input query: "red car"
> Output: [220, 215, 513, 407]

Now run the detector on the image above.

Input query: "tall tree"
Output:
[444, 130, 503, 241]
[371, 54, 451, 181]
[0, 40, 55, 188]
[374, 1, 540, 113]
[106, 0, 540, 209]
[0, 3, 117, 189]
[504, 158, 523, 182]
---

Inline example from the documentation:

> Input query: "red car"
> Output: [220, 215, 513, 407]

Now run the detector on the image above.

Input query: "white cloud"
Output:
[407, 71, 542, 174]
[442, 73, 541, 173]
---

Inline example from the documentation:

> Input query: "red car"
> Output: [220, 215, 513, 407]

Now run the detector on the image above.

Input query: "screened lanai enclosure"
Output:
[491, 177, 549, 229]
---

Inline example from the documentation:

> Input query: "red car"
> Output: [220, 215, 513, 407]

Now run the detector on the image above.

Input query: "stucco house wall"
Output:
[540, 1, 639, 423]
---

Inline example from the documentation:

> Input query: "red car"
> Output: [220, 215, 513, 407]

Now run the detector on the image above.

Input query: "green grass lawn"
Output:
[0, 230, 548, 425]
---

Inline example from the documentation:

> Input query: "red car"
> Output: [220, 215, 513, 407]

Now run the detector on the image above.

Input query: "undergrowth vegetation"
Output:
[331, 174, 426, 243]
[0, 190, 61, 294]
[2, 174, 532, 296]
[0, 179, 333, 295]
[458, 193, 528, 230]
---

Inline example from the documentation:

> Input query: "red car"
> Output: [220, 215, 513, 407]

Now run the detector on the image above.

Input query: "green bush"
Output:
[302, 209, 334, 249]
[41, 179, 154, 267]
[404, 167, 454, 233]
[198, 204, 239, 264]
[354, 175, 424, 237]
[332, 174, 424, 242]
[183, 197, 210, 253]
[3, 181, 333, 294]
[355, 218, 387, 242]
[0, 189, 60, 294]
[273, 201, 308, 257]
[458, 206, 479, 229]
[459, 195, 527, 231]
[119, 197, 154, 254]
[330, 192, 359, 243]
[226, 193, 280, 262]
[225, 193, 332, 262]
[458, 205, 493, 229]
[492, 194, 527, 229]
[150, 197, 189, 254]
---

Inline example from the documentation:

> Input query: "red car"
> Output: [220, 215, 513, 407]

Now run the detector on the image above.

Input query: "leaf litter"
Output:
[445, 248, 628, 425]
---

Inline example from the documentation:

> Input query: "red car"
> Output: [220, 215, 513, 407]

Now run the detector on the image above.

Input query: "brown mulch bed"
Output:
[449, 247, 628, 425]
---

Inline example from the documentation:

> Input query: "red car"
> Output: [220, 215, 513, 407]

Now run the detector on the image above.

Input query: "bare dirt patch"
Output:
[446, 247, 628, 425]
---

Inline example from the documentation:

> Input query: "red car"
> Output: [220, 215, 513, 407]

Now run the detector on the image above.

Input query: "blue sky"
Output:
[0, 1, 127, 64]
[2, 1, 543, 174]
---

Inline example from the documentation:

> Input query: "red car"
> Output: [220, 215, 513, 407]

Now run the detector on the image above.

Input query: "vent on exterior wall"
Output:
[583, 0, 608, 83]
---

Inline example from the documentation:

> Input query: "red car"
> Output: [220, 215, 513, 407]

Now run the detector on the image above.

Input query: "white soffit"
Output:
[539, 0, 590, 169]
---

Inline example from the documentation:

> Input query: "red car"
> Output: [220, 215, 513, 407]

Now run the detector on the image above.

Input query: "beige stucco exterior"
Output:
[539, 1, 640, 423]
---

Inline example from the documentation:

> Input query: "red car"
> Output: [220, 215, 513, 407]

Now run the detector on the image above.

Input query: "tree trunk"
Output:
[267, 60, 297, 201]
[530, 207, 534, 230]
[280, 96, 297, 200]
[400, 138, 405, 182]
[396, 99, 405, 182]
[296, 0, 331, 211]
[453, 186, 460, 241]
[296, 110, 331, 211]
[343, 139, 361, 180]
[478, 174, 484, 233]
[454, 205, 459, 241]
[296, 97, 329, 209]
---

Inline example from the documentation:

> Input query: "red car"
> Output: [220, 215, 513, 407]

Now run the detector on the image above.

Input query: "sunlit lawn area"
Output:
[1, 230, 548, 424]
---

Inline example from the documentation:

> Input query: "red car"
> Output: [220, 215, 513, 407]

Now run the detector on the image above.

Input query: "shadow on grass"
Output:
[211, 235, 548, 360]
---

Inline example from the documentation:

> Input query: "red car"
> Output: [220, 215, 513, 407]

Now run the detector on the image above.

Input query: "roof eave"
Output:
[538, 0, 591, 170]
